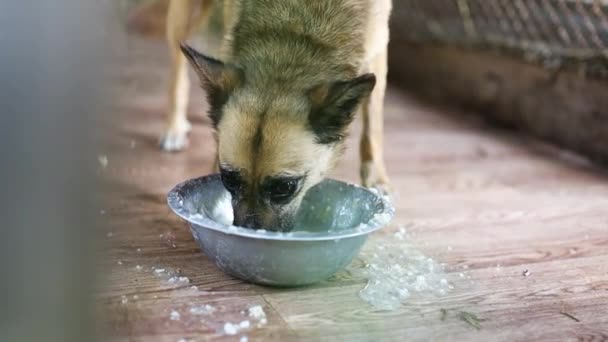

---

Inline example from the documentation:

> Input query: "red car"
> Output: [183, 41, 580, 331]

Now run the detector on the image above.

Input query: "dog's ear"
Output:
[180, 44, 243, 128]
[308, 74, 376, 144]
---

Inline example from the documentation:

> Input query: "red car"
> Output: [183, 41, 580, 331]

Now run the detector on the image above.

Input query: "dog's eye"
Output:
[264, 177, 302, 203]
[220, 169, 242, 194]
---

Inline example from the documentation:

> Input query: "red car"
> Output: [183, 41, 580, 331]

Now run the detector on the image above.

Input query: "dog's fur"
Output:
[160, 0, 391, 230]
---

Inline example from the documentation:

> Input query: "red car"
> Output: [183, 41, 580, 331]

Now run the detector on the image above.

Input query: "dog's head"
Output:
[181, 45, 375, 230]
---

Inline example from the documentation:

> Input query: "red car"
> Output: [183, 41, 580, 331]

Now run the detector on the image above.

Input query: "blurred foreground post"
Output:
[0, 2, 118, 342]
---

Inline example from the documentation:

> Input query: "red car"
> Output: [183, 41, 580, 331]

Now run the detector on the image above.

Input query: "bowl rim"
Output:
[167, 174, 394, 241]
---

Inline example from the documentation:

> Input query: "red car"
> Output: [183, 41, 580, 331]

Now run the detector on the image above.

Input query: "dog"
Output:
[159, 0, 392, 230]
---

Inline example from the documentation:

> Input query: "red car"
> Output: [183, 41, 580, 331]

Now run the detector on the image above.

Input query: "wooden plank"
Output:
[264, 255, 608, 341]
[99, 36, 608, 341]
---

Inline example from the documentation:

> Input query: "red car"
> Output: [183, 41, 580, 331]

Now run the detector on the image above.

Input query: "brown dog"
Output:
[160, 0, 391, 230]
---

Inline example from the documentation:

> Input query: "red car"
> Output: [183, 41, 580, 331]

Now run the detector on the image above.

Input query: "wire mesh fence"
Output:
[392, 0, 608, 78]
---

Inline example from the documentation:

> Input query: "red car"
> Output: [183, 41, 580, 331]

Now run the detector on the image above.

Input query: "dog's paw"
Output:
[159, 120, 192, 152]
[369, 182, 392, 197]
[360, 160, 391, 195]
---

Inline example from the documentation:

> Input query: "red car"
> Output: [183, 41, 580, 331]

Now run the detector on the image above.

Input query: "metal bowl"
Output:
[167, 174, 394, 287]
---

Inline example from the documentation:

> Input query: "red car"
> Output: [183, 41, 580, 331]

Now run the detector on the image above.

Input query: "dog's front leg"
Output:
[159, 0, 195, 151]
[160, 0, 214, 151]
[360, 48, 390, 191]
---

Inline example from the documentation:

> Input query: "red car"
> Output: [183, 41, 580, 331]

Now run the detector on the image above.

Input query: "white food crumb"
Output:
[209, 192, 234, 225]
[135, 265, 143, 271]
[106, 232, 113, 238]
[137, 248, 142, 252]
[190, 285, 198, 291]
[259, 318, 268, 325]
[132, 295, 139, 300]
[248, 305, 266, 319]
[223, 322, 238, 335]
[117, 260, 123, 265]
[120, 295, 128, 304]
[97, 155, 108, 168]
[170, 310, 181, 321]
[154, 268, 166, 274]
[189, 304, 216, 315]
[168, 276, 190, 284]
[239, 320, 250, 329]
[394, 228, 407, 240]
[240, 337, 248, 342]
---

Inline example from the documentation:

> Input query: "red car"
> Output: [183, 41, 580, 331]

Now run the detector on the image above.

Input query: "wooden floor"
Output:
[100, 37, 608, 341]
